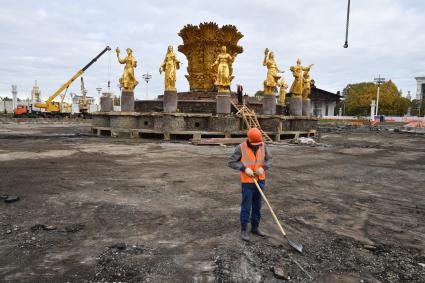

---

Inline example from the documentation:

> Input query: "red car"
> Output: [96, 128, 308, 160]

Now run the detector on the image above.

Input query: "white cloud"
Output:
[0, 0, 424, 101]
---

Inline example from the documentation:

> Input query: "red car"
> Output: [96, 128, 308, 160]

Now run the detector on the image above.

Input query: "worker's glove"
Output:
[255, 167, 264, 176]
[244, 168, 255, 177]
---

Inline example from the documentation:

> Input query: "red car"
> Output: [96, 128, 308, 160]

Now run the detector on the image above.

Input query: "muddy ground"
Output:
[0, 121, 424, 282]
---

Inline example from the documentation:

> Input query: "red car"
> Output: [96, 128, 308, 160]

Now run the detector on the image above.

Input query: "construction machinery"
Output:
[15, 46, 111, 117]
[14, 105, 31, 117]
[78, 77, 89, 116]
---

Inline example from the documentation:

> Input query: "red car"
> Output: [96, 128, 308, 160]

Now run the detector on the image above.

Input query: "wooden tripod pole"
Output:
[251, 179, 305, 255]
[252, 177, 287, 237]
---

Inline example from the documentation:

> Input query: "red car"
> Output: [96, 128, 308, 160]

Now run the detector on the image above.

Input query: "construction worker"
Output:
[228, 128, 272, 241]
[236, 84, 243, 105]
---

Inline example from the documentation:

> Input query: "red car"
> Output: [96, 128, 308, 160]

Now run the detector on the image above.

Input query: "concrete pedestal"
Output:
[163, 91, 178, 112]
[121, 91, 134, 112]
[262, 94, 276, 115]
[302, 98, 311, 116]
[278, 105, 287, 115]
[289, 96, 303, 116]
[100, 96, 113, 112]
[216, 93, 231, 114]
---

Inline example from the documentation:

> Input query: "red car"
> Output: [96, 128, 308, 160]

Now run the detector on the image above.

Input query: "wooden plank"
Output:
[190, 137, 245, 145]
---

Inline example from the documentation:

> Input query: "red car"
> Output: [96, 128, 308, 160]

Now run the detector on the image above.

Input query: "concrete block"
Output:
[121, 91, 134, 112]
[216, 94, 231, 114]
[110, 116, 138, 129]
[138, 116, 155, 129]
[163, 132, 170, 140]
[208, 116, 241, 132]
[302, 99, 311, 116]
[163, 91, 177, 113]
[262, 94, 276, 115]
[289, 96, 303, 116]
[184, 117, 209, 130]
[130, 130, 139, 139]
[100, 96, 113, 112]
[290, 118, 318, 131]
[92, 115, 110, 127]
[135, 100, 163, 112]
[153, 114, 185, 131]
[257, 117, 281, 132]
[192, 132, 202, 140]
[281, 119, 291, 131]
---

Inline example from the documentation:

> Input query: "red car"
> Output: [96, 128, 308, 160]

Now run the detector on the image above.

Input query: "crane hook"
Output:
[344, 0, 351, 48]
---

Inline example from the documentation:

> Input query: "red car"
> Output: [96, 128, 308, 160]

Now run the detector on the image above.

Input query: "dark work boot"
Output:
[251, 221, 266, 237]
[241, 224, 250, 241]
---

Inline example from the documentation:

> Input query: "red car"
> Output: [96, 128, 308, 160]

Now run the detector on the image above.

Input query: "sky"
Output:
[0, 0, 424, 102]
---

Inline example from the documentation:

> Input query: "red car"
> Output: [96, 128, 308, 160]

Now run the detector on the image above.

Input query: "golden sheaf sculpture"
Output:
[159, 45, 181, 92]
[178, 22, 243, 92]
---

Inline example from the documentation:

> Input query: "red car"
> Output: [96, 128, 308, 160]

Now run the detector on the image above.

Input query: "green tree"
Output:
[113, 95, 120, 106]
[411, 99, 425, 116]
[254, 90, 264, 98]
[344, 80, 411, 116]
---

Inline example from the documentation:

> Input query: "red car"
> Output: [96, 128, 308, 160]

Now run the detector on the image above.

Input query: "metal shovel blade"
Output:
[286, 237, 303, 253]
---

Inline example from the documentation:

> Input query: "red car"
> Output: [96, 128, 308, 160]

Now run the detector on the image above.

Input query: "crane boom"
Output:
[35, 46, 111, 110]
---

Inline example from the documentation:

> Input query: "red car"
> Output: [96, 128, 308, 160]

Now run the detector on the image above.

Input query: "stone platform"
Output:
[92, 112, 317, 141]
[141, 91, 286, 115]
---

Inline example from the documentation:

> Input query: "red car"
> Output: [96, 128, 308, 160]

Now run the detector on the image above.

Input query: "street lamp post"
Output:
[370, 100, 376, 121]
[374, 75, 385, 116]
[96, 87, 102, 96]
[11, 85, 17, 111]
[96, 88, 102, 107]
[142, 72, 152, 99]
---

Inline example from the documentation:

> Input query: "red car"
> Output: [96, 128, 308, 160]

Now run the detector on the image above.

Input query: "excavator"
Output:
[14, 46, 111, 117]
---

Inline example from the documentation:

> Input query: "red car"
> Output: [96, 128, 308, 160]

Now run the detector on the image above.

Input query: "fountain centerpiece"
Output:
[178, 22, 244, 92]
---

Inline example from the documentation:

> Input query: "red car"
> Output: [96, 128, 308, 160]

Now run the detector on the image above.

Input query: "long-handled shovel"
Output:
[252, 177, 303, 253]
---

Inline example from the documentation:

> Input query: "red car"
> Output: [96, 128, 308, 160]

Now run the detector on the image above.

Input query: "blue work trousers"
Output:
[240, 180, 265, 225]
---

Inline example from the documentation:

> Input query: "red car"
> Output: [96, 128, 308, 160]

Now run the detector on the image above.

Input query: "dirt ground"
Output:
[0, 120, 424, 282]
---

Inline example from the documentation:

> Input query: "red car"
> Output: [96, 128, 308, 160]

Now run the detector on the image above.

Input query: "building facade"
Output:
[310, 82, 341, 116]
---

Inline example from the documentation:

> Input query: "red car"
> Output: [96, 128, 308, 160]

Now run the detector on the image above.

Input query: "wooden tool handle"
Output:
[252, 178, 287, 237]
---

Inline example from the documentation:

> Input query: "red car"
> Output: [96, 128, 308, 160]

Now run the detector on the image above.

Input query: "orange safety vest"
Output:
[240, 141, 266, 183]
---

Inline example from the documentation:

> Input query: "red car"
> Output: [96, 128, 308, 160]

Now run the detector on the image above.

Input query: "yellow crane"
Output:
[34, 46, 111, 115]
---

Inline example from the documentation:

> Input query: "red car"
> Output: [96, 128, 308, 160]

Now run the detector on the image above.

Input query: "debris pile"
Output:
[290, 137, 317, 145]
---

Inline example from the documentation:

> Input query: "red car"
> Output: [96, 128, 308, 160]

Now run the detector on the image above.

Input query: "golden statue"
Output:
[178, 22, 243, 91]
[159, 45, 181, 91]
[116, 47, 138, 91]
[302, 67, 313, 99]
[211, 46, 237, 93]
[289, 58, 313, 96]
[263, 48, 283, 94]
[278, 78, 288, 105]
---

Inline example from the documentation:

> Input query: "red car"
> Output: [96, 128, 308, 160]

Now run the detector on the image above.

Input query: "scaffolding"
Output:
[231, 100, 273, 143]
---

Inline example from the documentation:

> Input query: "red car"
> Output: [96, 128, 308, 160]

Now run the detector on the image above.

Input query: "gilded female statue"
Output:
[302, 68, 312, 99]
[263, 48, 283, 94]
[159, 45, 181, 91]
[278, 78, 288, 105]
[211, 46, 237, 92]
[289, 58, 313, 96]
[116, 47, 138, 91]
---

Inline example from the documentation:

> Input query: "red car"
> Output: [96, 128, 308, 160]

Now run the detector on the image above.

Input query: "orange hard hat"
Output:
[247, 128, 262, 144]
